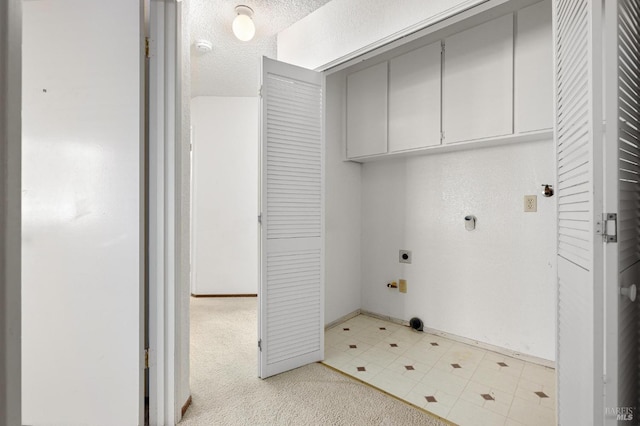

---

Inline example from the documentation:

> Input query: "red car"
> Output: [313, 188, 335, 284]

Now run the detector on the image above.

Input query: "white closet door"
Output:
[554, 0, 604, 424]
[259, 57, 324, 379]
[603, 0, 640, 423]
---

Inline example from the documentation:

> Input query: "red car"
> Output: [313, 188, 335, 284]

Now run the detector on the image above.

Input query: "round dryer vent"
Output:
[409, 317, 424, 332]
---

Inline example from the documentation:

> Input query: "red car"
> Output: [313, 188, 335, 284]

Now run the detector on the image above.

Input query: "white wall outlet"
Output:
[399, 250, 412, 264]
[524, 195, 537, 212]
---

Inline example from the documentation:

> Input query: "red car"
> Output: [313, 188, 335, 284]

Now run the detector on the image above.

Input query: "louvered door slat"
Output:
[259, 57, 324, 379]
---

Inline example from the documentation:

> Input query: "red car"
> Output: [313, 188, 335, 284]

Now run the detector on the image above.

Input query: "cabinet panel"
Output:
[389, 42, 442, 152]
[443, 14, 514, 144]
[515, 0, 552, 133]
[346, 62, 388, 158]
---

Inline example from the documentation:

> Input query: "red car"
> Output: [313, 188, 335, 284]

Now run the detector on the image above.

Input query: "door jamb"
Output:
[0, 1, 22, 425]
[148, 0, 185, 424]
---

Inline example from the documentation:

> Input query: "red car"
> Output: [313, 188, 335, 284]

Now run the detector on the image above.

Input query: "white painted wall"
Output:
[324, 72, 362, 325]
[22, 1, 142, 424]
[361, 140, 556, 360]
[277, 0, 484, 70]
[0, 1, 22, 424]
[191, 97, 258, 295]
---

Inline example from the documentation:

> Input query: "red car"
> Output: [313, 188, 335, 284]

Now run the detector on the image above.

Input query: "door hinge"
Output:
[258, 213, 262, 224]
[144, 348, 150, 369]
[258, 85, 263, 98]
[145, 37, 150, 59]
[258, 339, 262, 351]
[596, 213, 617, 243]
[441, 131, 445, 141]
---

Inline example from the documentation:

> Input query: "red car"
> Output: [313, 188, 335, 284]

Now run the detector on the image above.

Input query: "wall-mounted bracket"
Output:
[596, 213, 617, 243]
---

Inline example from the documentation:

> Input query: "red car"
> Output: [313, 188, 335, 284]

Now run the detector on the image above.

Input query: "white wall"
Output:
[191, 97, 258, 295]
[361, 140, 556, 360]
[0, 1, 22, 424]
[22, 1, 142, 424]
[324, 72, 363, 325]
[278, 0, 484, 70]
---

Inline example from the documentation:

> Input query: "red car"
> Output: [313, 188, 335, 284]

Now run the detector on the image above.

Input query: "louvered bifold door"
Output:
[554, 0, 604, 424]
[258, 57, 324, 379]
[603, 0, 640, 423]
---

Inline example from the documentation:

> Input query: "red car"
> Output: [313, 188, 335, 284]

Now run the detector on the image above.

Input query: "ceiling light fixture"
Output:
[232, 5, 255, 42]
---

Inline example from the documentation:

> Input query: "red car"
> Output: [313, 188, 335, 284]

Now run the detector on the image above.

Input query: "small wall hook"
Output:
[541, 184, 554, 197]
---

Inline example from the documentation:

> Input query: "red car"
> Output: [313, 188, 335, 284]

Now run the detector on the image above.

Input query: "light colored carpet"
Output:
[180, 297, 450, 426]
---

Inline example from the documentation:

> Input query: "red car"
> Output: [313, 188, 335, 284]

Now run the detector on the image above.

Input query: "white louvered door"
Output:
[258, 57, 324, 379]
[554, 0, 604, 424]
[603, 0, 640, 423]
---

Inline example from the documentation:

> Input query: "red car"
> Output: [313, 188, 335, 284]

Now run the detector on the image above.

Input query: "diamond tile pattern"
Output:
[323, 314, 556, 425]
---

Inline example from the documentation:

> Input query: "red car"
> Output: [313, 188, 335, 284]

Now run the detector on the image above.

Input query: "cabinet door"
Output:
[346, 62, 388, 158]
[514, 0, 552, 133]
[389, 42, 441, 152]
[443, 14, 513, 143]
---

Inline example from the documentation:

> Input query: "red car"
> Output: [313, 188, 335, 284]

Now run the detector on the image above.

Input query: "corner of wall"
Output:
[324, 72, 363, 325]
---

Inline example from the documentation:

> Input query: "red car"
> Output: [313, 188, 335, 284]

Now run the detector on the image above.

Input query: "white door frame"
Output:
[148, 0, 187, 424]
[603, 0, 619, 421]
[0, 1, 22, 425]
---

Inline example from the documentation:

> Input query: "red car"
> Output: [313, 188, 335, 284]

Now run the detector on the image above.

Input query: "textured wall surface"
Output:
[361, 140, 556, 361]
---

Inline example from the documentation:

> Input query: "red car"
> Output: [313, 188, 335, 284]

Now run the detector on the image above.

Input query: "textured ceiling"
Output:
[189, 0, 332, 97]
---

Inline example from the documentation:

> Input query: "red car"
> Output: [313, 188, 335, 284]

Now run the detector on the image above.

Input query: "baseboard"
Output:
[181, 395, 192, 417]
[360, 310, 555, 369]
[325, 309, 361, 330]
[360, 309, 410, 327]
[191, 294, 257, 298]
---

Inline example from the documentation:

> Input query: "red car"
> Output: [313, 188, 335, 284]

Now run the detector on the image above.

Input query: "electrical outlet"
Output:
[399, 250, 412, 264]
[524, 195, 537, 212]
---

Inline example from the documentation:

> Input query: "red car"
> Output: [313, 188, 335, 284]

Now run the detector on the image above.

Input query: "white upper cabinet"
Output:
[389, 42, 442, 152]
[442, 14, 514, 144]
[514, 0, 552, 133]
[346, 61, 388, 158]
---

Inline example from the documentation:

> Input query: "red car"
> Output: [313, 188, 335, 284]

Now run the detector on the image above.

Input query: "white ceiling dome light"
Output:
[232, 5, 255, 42]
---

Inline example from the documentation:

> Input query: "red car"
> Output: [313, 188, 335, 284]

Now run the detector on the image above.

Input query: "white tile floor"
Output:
[323, 314, 556, 426]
